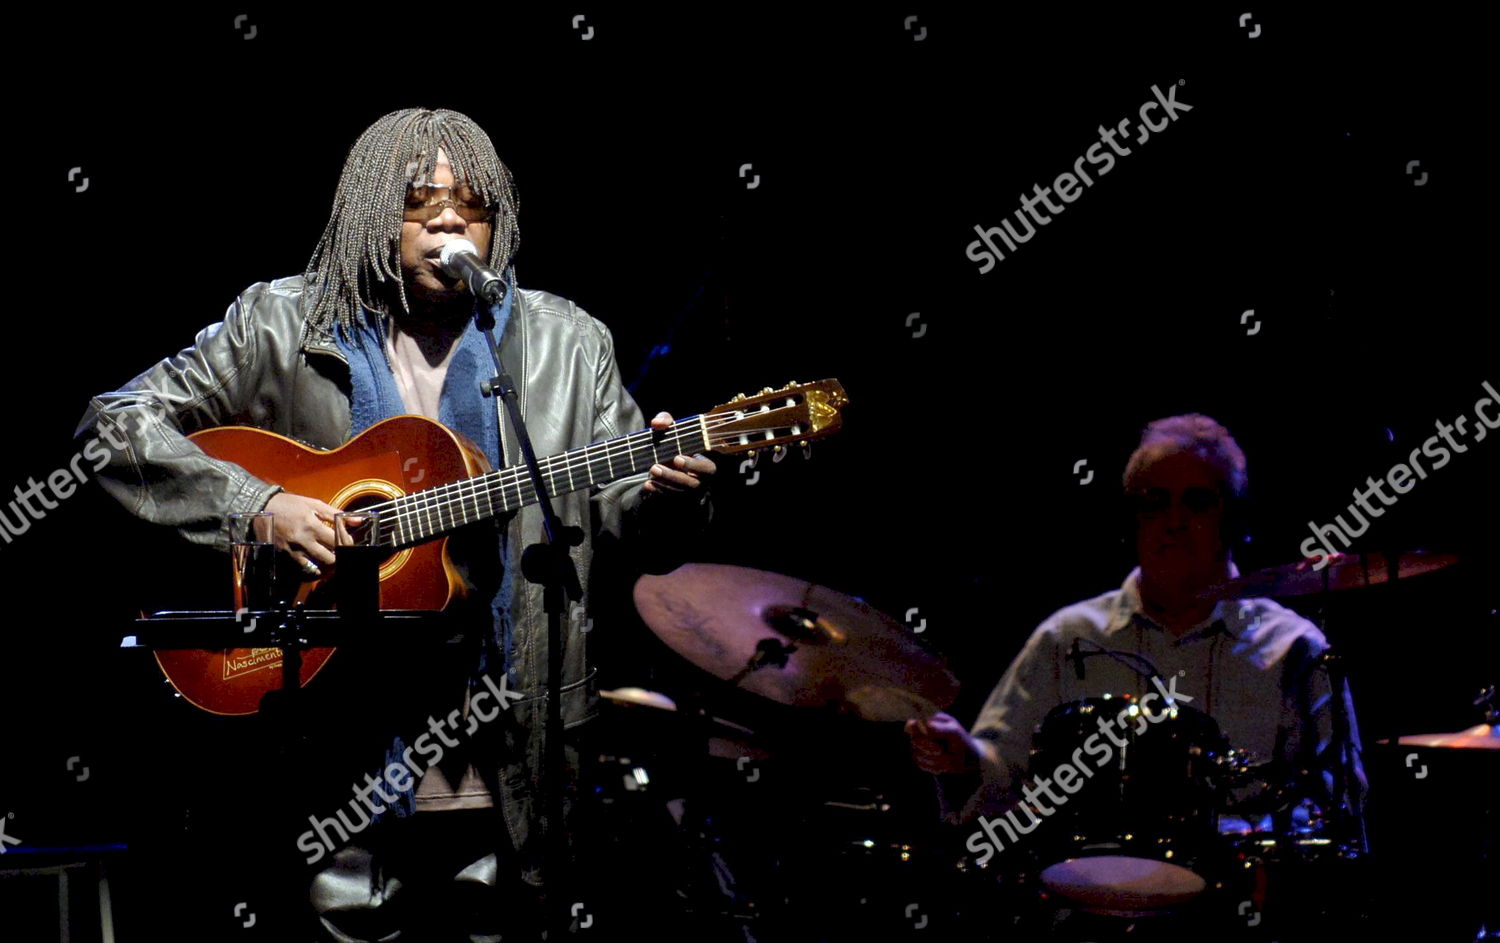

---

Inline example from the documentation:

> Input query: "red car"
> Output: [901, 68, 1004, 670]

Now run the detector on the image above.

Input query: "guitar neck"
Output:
[373, 416, 711, 547]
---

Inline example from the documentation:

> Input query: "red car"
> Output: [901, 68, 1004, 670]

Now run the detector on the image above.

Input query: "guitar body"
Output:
[143, 379, 848, 716]
[156, 415, 490, 715]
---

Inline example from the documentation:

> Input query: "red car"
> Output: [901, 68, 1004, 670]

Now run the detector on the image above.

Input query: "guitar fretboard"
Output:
[369, 417, 710, 547]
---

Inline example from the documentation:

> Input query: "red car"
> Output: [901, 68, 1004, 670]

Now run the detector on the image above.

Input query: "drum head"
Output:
[1040, 854, 1206, 915]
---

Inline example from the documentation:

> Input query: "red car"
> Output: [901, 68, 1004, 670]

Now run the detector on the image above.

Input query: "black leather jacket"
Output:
[75, 274, 707, 883]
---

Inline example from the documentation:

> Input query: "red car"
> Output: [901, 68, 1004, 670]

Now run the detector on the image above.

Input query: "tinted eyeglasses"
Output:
[403, 183, 493, 223]
[1127, 487, 1224, 516]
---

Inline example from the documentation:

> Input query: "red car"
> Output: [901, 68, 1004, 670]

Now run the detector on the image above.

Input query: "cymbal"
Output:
[600, 687, 679, 711]
[633, 563, 959, 722]
[599, 686, 770, 759]
[1200, 551, 1458, 600]
[1385, 725, 1499, 751]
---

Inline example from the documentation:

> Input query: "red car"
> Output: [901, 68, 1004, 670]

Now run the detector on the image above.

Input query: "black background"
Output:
[4, 6, 1497, 941]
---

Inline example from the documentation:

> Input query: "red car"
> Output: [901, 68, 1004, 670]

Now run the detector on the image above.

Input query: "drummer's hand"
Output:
[642, 412, 716, 496]
[905, 712, 985, 775]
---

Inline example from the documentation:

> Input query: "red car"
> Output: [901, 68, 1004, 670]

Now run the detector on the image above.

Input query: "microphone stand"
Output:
[473, 279, 582, 940]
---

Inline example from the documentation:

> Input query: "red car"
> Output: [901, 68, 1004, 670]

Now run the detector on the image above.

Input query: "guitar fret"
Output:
[397, 496, 411, 544]
[426, 485, 439, 535]
[457, 478, 472, 526]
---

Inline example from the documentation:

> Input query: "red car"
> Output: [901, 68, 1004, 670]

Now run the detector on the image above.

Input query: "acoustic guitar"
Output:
[154, 380, 848, 715]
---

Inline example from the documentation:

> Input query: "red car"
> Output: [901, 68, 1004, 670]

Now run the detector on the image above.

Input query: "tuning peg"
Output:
[730, 392, 746, 403]
[761, 386, 775, 395]
[801, 440, 812, 460]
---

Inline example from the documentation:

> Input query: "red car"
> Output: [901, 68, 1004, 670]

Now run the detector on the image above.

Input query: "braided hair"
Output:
[303, 108, 520, 336]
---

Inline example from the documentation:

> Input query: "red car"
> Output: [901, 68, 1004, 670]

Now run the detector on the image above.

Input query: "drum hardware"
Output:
[1377, 681, 1498, 941]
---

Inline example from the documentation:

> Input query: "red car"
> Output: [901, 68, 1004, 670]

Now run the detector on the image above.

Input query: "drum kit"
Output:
[577, 552, 1493, 940]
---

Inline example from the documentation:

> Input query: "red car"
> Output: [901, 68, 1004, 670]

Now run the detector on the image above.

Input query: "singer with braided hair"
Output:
[77, 107, 715, 940]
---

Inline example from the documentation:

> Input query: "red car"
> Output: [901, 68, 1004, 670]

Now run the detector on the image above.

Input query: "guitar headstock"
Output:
[702, 379, 848, 457]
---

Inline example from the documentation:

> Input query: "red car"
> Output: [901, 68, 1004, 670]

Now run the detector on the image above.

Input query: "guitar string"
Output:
[368, 409, 754, 528]
[360, 409, 801, 546]
[372, 417, 748, 546]
[372, 435, 706, 547]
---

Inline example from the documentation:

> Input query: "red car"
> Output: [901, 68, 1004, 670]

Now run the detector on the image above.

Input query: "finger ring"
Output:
[301, 559, 322, 576]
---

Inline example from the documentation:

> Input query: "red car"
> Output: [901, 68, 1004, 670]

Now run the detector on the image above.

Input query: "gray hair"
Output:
[1123, 413, 1248, 498]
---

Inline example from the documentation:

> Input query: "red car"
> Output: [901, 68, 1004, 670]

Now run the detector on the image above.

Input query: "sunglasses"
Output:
[1126, 487, 1224, 516]
[403, 183, 493, 223]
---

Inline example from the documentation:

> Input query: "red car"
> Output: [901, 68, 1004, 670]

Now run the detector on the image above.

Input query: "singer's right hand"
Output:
[261, 492, 345, 572]
[905, 712, 987, 775]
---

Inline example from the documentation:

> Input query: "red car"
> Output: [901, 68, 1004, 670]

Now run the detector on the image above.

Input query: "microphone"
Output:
[437, 239, 507, 304]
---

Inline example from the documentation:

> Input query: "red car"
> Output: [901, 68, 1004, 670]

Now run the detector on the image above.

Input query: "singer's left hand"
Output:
[642, 412, 716, 494]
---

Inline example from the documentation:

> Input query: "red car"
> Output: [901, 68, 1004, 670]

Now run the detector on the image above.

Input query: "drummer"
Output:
[906, 413, 1366, 825]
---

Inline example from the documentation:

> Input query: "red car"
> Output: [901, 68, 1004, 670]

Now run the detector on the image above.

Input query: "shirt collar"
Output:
[1108, 564, 1242, 640]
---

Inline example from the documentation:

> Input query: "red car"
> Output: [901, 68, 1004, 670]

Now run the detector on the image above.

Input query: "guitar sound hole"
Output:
[294, 496, 399, 610]
[341, 496, 398, 562]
